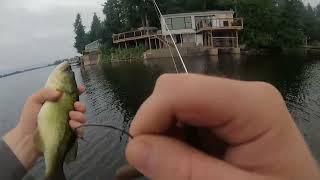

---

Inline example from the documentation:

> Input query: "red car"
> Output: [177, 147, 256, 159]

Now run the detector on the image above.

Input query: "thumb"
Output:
[126, 135, 258, 180]
[30, 88, 61, 104]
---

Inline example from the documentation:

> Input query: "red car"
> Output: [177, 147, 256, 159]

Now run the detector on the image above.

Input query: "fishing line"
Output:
[75, 0, 192, 145]
[168, 44, 179, 73]
[75, 124, 134, 139]
[151, 0, 189, 74]
[151, 0, 179, 73]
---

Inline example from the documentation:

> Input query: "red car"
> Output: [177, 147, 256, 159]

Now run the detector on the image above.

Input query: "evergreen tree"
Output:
[84, 0, 320, 49]
[274, 0, 305, 48]
[316, 4, 320, 17]
[88, 13, 102, 43]
[73, 13, 87, 54]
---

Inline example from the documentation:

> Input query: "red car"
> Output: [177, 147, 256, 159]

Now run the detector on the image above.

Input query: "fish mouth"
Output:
[57, 62, 72, 72]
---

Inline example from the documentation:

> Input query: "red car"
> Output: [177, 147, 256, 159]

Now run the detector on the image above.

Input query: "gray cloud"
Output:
[0, 0, 104, 73]
[304, 0, 320, 6]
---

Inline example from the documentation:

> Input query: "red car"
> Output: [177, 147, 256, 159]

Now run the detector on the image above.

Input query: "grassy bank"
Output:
[100, 46, 145, 65]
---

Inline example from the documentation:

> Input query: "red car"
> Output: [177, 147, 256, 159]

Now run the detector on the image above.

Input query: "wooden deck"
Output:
[113, 18, 243, 44]
[113, 29, 160, 44]
[196, 18, 243, 33]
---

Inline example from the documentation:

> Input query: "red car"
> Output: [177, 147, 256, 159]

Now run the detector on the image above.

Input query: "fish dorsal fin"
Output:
[34, 129, 44, 152]
[65, 141, 78, 164]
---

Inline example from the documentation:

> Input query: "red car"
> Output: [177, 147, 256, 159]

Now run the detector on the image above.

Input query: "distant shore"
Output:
[0, 64, 57, 79]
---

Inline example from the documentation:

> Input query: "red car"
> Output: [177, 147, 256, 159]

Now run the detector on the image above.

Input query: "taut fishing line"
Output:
[75, 0, 191, 142]
[150, 0, 189, 74]
[75, 124, 134, 139]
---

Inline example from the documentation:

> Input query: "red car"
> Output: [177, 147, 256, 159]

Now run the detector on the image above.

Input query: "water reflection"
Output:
[20, 53, 320, 179]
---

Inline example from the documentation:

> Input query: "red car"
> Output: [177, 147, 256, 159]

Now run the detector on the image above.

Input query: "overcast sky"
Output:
[0, 0, 104, 74]
[0, 0, 319, 74]
[305, 0, 320, 6]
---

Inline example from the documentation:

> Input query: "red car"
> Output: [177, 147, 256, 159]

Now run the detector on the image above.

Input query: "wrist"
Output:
[3, 127, 40, 170]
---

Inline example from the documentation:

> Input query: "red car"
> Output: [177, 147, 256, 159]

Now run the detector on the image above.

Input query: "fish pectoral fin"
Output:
[33, 129, 44, 152]
[65, 141, 78, 164]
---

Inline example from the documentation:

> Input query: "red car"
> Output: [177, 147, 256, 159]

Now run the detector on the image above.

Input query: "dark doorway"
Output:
[176, 34, 182, 44]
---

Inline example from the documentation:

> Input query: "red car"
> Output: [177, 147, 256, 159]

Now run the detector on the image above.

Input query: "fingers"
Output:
[126, 135, 259, 180]
[78, 85, 85, 95]
[74, 102, 86, 113]
[131, 74, 290, 145]
[70, 102, 86, 137]
[29, 85, 84, 105]
[29, 88, 61, 104]
[69, 120, 84, 137]
[69, 111, 86, 123]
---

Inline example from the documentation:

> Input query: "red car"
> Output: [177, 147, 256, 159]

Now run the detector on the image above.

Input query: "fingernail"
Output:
[127, 140, 154, 177]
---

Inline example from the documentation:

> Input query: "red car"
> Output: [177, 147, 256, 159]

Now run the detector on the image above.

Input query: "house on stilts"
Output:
[112, 10, 243, 59]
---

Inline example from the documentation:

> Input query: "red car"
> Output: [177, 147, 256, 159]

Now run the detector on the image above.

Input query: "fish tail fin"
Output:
[45, 167, 67, 180]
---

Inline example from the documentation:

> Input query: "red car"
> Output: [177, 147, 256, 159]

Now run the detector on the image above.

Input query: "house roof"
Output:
[163, 10, 234, 18]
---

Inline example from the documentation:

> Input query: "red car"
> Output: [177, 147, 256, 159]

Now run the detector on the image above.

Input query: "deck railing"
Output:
[196, 18, 243, 31]
[113, 29, 159, 43]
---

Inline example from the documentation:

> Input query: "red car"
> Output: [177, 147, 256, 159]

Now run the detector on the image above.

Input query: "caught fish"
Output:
[34, 62, 79, 180]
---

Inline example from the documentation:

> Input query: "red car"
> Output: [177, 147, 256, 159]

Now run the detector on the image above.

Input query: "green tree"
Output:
[301, 4, 320, 44]
[237, 0, 279, 48]
[98, 0, 319, 49]
[88, 13, 102, 42]
[74, 13, 87, 53]
[274, 0, 305, 48]
[101, 0, 124, 47]
[316, 4, 320, 17]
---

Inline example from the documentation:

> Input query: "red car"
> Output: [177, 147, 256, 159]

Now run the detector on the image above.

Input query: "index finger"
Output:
[130, 74, 289, 145]
[29, 88, 61, 105]
[78, 85, 85, 95]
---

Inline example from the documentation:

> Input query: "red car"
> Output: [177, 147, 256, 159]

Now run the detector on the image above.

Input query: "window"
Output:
[185, 17, 192, 29]
[223, 21, 229, 27]
[165, 18, 173, 30]
[172, 17, 186, 30]
[165, 16, 193, 30]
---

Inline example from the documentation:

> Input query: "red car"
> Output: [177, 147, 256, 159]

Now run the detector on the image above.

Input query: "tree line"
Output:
[73, 13, 102, 53]
[74, 0, 320, 53]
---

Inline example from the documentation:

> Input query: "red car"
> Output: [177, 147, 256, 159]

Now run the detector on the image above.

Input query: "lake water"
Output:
[1, 53, 320, 179]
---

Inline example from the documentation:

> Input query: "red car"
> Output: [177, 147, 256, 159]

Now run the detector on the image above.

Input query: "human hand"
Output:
[3, 86, 87, 170]
[126, 74, 320, 180]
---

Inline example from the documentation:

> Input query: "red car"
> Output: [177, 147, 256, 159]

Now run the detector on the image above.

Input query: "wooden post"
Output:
[167, 36, 169, 47]
[125, 42, 127, 49]
[211, 30, 214, 47]
[195, 34, 197, 46]
[206, 32, 208, 46]
[236, 31, 239, 48]
[135, 40, 138, 47]
[155, 39, 158, 49]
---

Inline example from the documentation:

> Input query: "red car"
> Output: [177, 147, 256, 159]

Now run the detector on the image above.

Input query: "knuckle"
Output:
[155, 74, 176, 86]
[153, 74, 195, 98]
[154, 74, 179, 93]
[251, 81, 285, 104]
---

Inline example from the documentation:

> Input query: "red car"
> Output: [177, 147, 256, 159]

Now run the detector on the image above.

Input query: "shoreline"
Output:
[0, 64, 57, 79]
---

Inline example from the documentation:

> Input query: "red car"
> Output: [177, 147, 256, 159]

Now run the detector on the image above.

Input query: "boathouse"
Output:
[81, 40, 101, 66]
[112, 10, 243, 58]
